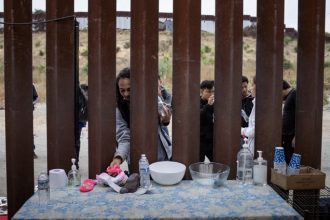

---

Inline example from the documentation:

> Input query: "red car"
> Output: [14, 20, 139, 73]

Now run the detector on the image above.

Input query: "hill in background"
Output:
[0, 29, 329, 107]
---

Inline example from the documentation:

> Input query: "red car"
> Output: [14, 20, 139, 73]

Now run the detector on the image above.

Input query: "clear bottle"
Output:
[253, 150, 267, 186]
[37, 172, 50, 204]
[236, 138, 253, 184]
[68, 158, 81, 187]
[139, 154, 151, 189]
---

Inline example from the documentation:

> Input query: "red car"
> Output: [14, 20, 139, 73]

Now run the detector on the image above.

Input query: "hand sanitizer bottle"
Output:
[68, 158, 81, 187]
[253, 150, 267, 186]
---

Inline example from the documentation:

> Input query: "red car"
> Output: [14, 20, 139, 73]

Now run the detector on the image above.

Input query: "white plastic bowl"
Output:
[149, 161, 186, 185]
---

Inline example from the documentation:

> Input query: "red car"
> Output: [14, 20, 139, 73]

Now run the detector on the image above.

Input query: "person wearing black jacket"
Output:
[282, 80, 296, 164]
[75, 84, 88, 169]
[32, 84, 39, 159]
[241, 76, 254, 128]
[200, 80, 215, 162]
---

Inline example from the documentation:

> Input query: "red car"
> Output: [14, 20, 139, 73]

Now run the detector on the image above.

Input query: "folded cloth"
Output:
[113, 171, 128, 185]
[96, 173, 111, 185]
[120, 173, 140, 194]
[96, 172, 128, 186]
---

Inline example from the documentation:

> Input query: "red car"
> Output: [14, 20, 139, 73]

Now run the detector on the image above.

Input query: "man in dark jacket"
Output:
[241, 76, 254, 128]
[200, 80, 214, 162]
[75, 84, 88, 169]
[32, 84, 39, 159]
[282, 80, 296, 164]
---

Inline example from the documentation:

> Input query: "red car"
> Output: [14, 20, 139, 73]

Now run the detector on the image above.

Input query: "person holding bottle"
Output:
[241, 76, 256, 156]
[110, 68, 172, 167]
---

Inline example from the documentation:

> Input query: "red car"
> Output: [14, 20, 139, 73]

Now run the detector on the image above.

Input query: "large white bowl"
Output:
[149, 161, 186, 185]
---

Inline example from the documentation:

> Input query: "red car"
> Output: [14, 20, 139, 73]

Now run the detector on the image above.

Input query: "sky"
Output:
[0, 0, 329, 32]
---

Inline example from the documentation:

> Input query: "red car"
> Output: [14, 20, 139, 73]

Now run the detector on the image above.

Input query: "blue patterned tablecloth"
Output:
[14, 180, 302, 219]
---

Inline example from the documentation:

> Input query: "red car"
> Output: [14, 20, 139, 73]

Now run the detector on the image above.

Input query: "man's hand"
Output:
[292, 136, 296, 148]
[208, 95, 215, 105]
[160, 105, 172, 124]
[110, 157, 122, 167]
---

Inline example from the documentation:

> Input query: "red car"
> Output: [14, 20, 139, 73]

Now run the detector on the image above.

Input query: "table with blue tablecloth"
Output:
[14, 180, 302, 219]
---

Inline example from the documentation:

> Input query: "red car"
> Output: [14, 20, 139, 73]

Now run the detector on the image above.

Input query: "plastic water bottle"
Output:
[37, 172, 50, 204]
[139, 154, 151, 188]
[236, 138, 253, 184]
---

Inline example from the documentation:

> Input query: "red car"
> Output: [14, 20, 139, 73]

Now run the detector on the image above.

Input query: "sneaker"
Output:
[33, 152, 38, 159]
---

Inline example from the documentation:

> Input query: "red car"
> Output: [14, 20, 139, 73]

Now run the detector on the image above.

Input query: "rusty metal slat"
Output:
[4, 0, 33, 217]
[214, 0, 243, 180]
[296, 0, 325, 169]
[256, 0, 284, 180]
[88, 0, 117, 177]
[46, 0, 75, 172]
[130, 0, 159, 173]
[172, 0, 201, 179]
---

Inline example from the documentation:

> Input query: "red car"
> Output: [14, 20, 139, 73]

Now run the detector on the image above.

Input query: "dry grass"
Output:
[0, 31, 330, 107]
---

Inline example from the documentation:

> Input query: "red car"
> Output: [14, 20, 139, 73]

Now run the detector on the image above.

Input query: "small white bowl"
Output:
[149, 161, 186, 185]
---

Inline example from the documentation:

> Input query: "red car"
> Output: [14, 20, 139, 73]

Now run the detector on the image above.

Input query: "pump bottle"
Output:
[68, 158, 81, 187]
[253, 150, 267, 186]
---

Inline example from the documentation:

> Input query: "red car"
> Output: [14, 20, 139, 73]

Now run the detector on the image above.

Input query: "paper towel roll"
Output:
[49, 169, 68, 188]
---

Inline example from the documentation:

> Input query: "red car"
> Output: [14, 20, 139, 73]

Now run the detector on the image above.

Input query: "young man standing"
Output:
[282, 80, 296, 164]
[200, 80, 215, 162]
[75, 84, 88, 169]
[32, 84, 39, 159]
[241, 76, 254, 128]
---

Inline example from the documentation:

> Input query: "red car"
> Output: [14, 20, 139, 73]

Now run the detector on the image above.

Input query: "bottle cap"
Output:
[38, 172, 48, 182]
[71, 158, 77, 171]
[242, 138, 248, 148]
[257, 150, 263, 161]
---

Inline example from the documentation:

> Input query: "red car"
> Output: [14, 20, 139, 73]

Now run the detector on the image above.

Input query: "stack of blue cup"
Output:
[273, 147, 286, 175]
[287, 153, 301, 176]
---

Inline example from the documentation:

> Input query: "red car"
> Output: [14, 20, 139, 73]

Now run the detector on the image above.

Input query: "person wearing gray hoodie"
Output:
[110, 68, 172, 167]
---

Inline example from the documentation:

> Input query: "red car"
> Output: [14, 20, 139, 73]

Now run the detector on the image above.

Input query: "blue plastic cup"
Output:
[273, 147, 286, 174]
[274, 147, 286, 163]
[287, 153, 301, 176]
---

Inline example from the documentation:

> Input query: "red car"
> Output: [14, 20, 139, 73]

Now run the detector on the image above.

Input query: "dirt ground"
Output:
[0, 103, 330, 197]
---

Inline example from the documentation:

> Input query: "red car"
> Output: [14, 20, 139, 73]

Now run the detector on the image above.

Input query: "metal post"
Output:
[296, 0, 325, 168]
[4, 0, 33, 217]
[256, 0, 284, 181]
[214, 0, 243, 179]
[88, 0, 117, 176]
[172, 0, 201, 178]
[46, 0, 75, 172]
[130, 0, 159, 173]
